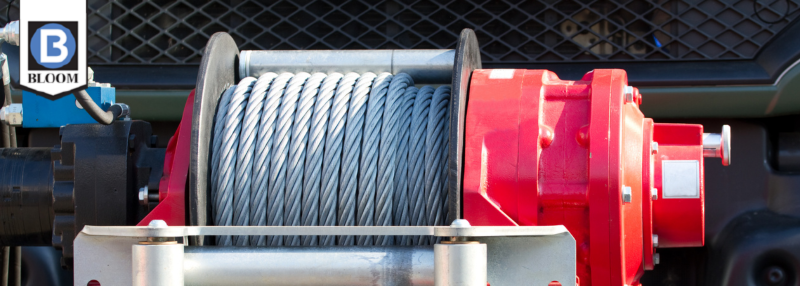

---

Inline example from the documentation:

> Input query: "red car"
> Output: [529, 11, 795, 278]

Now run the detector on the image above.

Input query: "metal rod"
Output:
[183, 246, 435, 286]
[240, 50, 455, 84]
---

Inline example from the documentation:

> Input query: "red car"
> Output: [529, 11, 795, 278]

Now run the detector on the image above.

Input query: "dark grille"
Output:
[3, 0, 799, 65]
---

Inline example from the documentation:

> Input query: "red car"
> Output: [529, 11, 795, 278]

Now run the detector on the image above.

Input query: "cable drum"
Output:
[210, 72, 451, 246]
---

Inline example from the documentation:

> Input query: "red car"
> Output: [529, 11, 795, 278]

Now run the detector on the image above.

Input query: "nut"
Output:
[0, 103, 22, 127]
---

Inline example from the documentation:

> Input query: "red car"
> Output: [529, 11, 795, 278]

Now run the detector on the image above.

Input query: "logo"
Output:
[21, 0, 87, 98]
[29, 22, 77, 70]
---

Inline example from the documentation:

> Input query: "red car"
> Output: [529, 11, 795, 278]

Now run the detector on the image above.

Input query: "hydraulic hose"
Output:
[75, 89, 124, 125]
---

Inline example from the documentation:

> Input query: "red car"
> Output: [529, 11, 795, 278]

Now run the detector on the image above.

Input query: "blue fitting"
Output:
[22, 86, 115, 128]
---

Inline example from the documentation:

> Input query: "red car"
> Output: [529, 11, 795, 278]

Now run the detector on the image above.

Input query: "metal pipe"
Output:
[434, 242, 487, 286]
[183, 246, 435, 286]
[240, 50, 455, 84]
[132, 243, 184, 286]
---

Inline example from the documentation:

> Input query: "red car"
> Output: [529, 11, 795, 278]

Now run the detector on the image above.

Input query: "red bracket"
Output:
[137, 90, 194, 226]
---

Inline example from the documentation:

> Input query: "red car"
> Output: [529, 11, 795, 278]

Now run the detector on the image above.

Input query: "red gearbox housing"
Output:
[463, 69, 707, 286]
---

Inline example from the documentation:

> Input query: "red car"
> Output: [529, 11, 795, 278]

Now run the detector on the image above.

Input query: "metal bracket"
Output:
[75, 224, 575, 286]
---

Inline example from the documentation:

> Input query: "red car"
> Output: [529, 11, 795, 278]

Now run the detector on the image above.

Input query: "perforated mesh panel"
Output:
[2, 0, 798, 65]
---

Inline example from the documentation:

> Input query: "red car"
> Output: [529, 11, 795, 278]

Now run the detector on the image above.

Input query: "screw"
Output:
[653, 234, 659, 248]
[765, 266, 786, 285]
[622, 186, 632, 203]
[652, 188, 658, 200]
[651, 142, 659, 154]
[654, 253, 660, 265]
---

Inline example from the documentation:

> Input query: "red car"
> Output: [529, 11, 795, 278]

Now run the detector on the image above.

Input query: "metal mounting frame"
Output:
[75, 224, 576, 286]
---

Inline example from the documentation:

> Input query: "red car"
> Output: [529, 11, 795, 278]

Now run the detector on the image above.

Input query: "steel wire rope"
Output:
[210, 72, 451, 246]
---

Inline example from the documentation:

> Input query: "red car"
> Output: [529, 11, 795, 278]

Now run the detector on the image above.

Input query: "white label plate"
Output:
[662, 160, 700, 199]
[489, 69, 515, 79]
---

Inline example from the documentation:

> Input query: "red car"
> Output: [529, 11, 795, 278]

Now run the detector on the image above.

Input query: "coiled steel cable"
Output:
[302, 73, 343, 246]
[321, 73, 357, 246]
[408, 86, 434, 245]
[215, 77, 255, 245]
[251, 73, 293, 246]
[210, 72, 450, 246]
[233, 73, 277, 246]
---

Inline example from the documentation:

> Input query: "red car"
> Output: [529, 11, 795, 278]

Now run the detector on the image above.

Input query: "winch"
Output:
[0, 28, 731, 286]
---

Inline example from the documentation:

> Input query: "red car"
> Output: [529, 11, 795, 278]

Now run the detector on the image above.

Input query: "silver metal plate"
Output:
[75, 225, 576, 286]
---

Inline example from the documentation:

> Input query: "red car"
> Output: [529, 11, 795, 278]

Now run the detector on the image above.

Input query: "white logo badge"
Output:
[20, 0, 87, 98]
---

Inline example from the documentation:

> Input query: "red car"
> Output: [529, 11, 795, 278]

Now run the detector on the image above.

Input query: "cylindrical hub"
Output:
[434, 242, 487, 286]
[184, 246, 434, 286]
[0, 148, 54, 246]
[462, 69, 710, 286]
[132, 242, 184, 286]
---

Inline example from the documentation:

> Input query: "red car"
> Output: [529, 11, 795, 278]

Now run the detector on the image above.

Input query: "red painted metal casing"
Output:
[652, 124, 705, 248]
[137, 90, 193, 226]
[463, 69, 706, 286]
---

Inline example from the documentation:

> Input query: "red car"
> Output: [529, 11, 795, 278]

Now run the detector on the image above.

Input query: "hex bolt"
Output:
[653, 253, 660, 265]
[651, 142, 659, 154]
[624, 86, 635, 103]
[139, 186, 149, 206]
[622, 186, 632, 203]
[765, 266, 786, 285]
[139, 186, 160, 206]
[652, 188, 658, 200]
[653, 234, 659, 248]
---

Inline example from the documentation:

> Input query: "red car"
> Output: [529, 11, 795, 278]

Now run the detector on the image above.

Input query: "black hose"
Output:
[75, 89, 122, 125]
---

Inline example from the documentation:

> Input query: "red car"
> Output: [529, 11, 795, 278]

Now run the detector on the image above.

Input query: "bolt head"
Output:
[654, 253, 660, 265]
[450, 219, 471, 228]
[651, 142, 659, 154]
[622, 186, 632, 203]
[651, 188, 658, 200]
[653, 234, 659, 248]
[148, 220, 167, 228]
